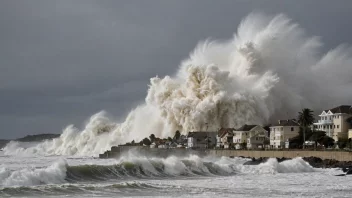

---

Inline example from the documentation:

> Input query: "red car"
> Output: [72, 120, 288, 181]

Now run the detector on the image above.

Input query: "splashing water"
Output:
[0, 156, 314, 188]
[5, 13, 352, 156]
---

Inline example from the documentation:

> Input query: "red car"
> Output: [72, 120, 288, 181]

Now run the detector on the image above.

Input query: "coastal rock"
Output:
[303, 157, 352, 170]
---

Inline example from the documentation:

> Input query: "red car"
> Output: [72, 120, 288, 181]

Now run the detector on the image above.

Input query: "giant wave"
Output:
[4, 12, 352, 156]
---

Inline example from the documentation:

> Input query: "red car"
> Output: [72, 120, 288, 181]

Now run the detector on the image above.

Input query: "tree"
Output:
[337, 138, 349, 149]
[320, 136, 335, 148]
[167, 137, 173, 142]
[149, 134, 156, 143]
[142, 138, 152, 146]
[240, 142, 247, 149]
[298, 108, 315, 148]
[174, 130, 181, 140]
[289, 127, 314, 149]
[263, 139, 270, 149]
[308, 130, 326, 148]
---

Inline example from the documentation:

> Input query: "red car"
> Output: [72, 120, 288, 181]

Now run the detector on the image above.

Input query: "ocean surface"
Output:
[1, 150, 352, 198]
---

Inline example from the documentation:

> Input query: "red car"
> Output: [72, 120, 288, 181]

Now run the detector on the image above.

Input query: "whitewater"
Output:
[1, 150, 352, 198]
[2, 12, 352, 197]
[4, 13, 352, 156]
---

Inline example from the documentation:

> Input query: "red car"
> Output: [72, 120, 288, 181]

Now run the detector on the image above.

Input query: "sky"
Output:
[1, 0, 352, 139]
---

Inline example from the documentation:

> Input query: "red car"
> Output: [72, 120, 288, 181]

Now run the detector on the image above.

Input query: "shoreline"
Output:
[99, 146, 352, 169]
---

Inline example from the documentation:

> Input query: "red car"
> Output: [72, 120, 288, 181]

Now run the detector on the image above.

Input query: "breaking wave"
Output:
[4, 12, 352, 156]
[0, 159, 67, 187]
[0, 156, 314, 189]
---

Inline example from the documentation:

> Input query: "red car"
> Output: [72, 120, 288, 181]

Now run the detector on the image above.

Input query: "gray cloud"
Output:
[1, 0, 352, 138]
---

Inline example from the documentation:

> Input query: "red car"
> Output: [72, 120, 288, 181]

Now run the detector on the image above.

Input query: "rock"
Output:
[303, 156, 352, 169]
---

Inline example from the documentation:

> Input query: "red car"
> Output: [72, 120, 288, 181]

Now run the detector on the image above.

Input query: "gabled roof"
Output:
[218, 128, 235, 138]
[187, 131, 216, 138]
[235, 124, 257, 131]
[250, 132, 269, 138]
[272, 119, 299, 127]
[325, 105, 352, 114]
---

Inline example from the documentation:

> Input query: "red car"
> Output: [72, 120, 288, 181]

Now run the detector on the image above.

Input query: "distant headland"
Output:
[0, 133, 60, 149]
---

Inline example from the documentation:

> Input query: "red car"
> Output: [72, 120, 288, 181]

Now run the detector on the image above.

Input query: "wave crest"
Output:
[5, 12, 352, 156]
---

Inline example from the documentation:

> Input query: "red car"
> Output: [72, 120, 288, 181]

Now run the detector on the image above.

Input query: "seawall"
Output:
[209, 150, 352, 161]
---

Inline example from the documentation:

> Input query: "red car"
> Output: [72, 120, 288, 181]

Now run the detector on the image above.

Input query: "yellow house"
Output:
[270, 119, 300, 149]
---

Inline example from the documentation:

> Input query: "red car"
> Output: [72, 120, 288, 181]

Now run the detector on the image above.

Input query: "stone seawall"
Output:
[209, 150, 352, 161]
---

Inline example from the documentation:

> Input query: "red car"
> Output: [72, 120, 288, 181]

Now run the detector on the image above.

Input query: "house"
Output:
[313, 105, 352, 141]
[217, 128, 235, 148]
[247, 133, 270, 149]
[233, 125, 268, 149]
[270, 119, 300, 149]
[187, 131, 217, 149]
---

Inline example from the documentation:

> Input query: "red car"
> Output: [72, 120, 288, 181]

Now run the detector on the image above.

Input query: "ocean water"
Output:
[1, 151, 351, 198]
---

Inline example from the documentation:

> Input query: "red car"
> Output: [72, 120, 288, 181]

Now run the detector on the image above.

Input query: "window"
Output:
[334, 125, 336, 129]
[337, 125, 339, 129]
[291, 127, 294, 131]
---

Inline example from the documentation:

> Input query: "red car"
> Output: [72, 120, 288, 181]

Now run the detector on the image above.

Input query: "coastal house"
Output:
[187, 131, 217, 149]
[247, 132, 270, 149]
[233, 125, 268, 149]
[217, 128, 235, 149]
[313, 105, 352, 141]
[270, 119, 300, 149]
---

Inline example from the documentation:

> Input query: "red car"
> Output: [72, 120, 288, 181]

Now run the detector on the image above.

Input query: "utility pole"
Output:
[303, 127, 305, 149]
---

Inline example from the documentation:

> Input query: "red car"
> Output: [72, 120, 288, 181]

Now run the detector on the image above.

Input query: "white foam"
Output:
[4, 12, 352, 156]
[0, 159, 67, 187]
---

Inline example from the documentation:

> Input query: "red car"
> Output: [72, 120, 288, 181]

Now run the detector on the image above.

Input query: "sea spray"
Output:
[0, 159, 67, 187]
[0, 155, 316, 188]
[4, 12, 352, 156]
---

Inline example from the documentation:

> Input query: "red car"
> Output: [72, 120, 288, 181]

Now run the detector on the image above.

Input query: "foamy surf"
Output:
[0, 155, 315, 189]
[0, 159, 67, 187]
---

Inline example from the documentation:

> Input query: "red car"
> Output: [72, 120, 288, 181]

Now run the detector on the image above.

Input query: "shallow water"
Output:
[0, 151, 350, 198]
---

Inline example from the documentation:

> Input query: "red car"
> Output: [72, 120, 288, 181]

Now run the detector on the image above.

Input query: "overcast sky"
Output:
[1, 0, 352, 139]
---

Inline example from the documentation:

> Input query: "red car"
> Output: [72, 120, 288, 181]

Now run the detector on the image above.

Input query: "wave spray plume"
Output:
[5, 13, 352, 156]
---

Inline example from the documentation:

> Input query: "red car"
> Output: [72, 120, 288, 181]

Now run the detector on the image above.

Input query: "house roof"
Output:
[187, 131, 216, 138]
[218, 128, 235, 138]
[272, 119, 299, 126]
[235, 124, 257, 131]
[251, 132, 269, 138]
[324, 105, 352, 114]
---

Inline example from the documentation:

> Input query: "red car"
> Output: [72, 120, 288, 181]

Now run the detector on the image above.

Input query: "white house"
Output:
[187, 132, 217, 149]
[233, 125, 268, 149]
[313, 105, 352, 141]
[270, 119, 300, 149]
